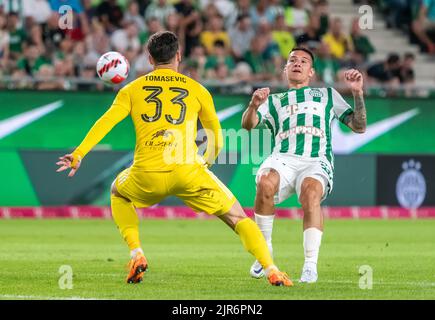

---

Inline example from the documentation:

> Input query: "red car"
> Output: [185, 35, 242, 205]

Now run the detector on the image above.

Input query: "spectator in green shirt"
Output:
[17, 42, 50, 76]
[7, 12, 26, 59]
[272, 13, 296, 59]
[350, 17, 375, 61]
[243, 36, 275, 81]
[204, 39, 235, 78]
[313, 42, 340, 85]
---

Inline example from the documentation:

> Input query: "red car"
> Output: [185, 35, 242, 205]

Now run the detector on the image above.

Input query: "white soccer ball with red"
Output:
[96, 51, 130, 84]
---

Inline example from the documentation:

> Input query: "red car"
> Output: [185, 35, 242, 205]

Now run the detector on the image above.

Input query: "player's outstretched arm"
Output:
[343, 69, 367, 134]
[55, 90, 131, 177]
[241, 87, 270, 131]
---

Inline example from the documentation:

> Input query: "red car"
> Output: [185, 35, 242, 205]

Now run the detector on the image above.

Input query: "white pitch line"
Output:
[317, 280, 435, 287]
[0, 294, 108, 300]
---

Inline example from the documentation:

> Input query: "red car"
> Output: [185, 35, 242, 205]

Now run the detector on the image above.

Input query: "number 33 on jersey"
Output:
[100, 69, 220, 171]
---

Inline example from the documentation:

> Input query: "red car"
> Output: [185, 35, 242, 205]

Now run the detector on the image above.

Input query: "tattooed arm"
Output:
[343, 69, 367, 134]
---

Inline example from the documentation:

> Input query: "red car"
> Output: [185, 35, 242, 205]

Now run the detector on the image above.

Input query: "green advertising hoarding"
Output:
[0, 91, 433, 207]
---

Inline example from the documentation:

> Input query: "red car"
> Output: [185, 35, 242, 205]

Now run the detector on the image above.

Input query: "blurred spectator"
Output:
[125, 0, 147, 32]
[283, 0, 309, 37]
[184, 44, 207, 79]
[312, 0, 329, 37]
[29, 24, 46, 56]
[96, 0, 124, 32]
[412, 0, 435, 54]
[204, 39, 235, 79]
[296, 14, 321, 50]
[384, 0, 408, 29]
[399, 52, 415, 84]
[142, 16, 164, 43]
[134, 44, 153, 76]
[145, 0, 175, 27]
[50, 0, 89, 37]
[350, 17, 375, 61]
[16, 42, 50, 76]
[165, 12, 181, 36]
[85, 20, 111, 58]
[0, 0, 21, 13]
[199, 0, 236, 26]
[49, 0, 83, 13]
[0, 13, 9, 68]
[244, 36, 275, 81]
[226, 0, 252, 29]
[322, 17, 354, 60]
[313, 42, 340, 85]
[200, 14, 230, 54]
[23, 0, 52, 25]
[42, 12, 66, 51]
[229, 14, 255, 61]
[367, 53, 401, 85]
[110, 21, 141, 54]
[7, 12, 26, 59]
[250, 0, 279, 30]
[272, 13, 296, 59]
[175, 0, 202, 56]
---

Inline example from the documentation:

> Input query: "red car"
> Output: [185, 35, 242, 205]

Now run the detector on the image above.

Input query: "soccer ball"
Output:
[96, 51, 130, 84]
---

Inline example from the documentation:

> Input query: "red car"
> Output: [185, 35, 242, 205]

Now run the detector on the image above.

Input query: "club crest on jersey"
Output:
[309, 89, 323, 98]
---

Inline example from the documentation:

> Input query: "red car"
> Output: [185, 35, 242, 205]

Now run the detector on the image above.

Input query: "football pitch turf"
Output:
[0, 218, 434, 300]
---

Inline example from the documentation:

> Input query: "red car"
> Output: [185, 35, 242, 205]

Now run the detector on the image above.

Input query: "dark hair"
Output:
[404, 52, 415, 60]
[289, 47, 315, 64]
[147, 31, 179, 64]
[213, 39, 225, 48]
[386, 53, 400, 65]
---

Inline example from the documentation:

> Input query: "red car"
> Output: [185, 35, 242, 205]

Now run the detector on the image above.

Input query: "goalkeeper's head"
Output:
[147, 31, 181, 68]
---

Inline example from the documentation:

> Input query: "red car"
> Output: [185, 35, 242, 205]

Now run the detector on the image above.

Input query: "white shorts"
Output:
[255, 153, 334, 204]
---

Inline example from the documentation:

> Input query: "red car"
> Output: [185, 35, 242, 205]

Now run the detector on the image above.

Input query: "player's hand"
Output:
[250, 87, 270, 110]
[344, 69, 363, 95]
[56, 153, 81, 177]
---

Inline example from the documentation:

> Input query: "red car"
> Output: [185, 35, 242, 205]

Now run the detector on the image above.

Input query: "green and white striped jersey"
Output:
[256, 86, 354, 167]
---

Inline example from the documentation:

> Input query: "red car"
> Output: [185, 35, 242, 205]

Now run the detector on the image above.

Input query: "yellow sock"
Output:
[110, 194, 141, 251]
[235, 218, 274, 270]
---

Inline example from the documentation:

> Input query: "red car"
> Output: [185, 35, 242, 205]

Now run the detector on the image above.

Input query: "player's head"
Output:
[147, 31, 181, 67]
[285, 47, 315, 85]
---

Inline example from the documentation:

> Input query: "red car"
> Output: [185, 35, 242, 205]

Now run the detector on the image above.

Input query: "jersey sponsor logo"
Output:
[151, 129, 173, 140]
[396, 159, 426, 208]
[146, 129, 177, 150]
[332, 108, 420, 154]
[279, 125, 325, 139]
[309, 89, 323, 98]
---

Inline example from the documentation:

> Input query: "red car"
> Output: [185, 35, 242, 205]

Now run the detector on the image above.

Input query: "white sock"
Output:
[130, 247, 144, 259]
[303, 227, 323, 268]
[254, 213, 275, 257]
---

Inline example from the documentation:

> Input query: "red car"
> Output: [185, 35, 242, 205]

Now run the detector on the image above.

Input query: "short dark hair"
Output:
[386, 53, 400, 65]
[289, 47, 315, 64]
[404, 52, 415, 60]
[147, 31, 179, 64]
[213, 39, 226, 48]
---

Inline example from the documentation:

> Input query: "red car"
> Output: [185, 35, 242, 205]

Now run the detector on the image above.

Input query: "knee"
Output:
[257, 175, 277, 200]
[299, 186, 321, 212]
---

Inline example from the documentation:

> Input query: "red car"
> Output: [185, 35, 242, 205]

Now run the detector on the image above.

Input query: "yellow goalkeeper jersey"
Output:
[72, 68, 223, 171]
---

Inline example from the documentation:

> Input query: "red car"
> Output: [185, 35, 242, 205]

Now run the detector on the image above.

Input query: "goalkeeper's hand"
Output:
[56, 153, 82, 177]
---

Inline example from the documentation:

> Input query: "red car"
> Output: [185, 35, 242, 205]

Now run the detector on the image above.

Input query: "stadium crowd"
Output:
[0, 0, 419, 91]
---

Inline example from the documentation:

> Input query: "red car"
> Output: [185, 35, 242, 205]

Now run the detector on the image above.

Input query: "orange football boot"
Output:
[267, 269, 294, 287]
[126, 252, 148, 284]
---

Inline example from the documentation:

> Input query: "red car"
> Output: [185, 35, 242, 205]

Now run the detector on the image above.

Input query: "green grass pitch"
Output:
[0, 218, 434, 300]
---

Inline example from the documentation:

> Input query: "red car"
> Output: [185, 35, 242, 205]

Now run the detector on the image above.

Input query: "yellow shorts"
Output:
[114, 163, 236, 216]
